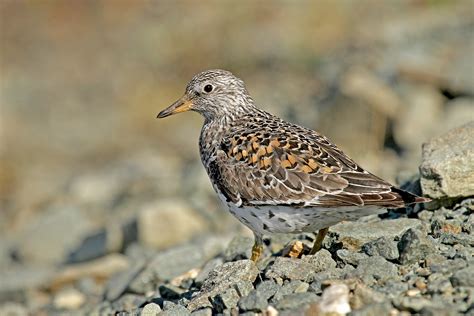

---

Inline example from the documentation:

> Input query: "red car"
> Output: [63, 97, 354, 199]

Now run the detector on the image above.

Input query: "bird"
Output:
[157, 69, 430, 262]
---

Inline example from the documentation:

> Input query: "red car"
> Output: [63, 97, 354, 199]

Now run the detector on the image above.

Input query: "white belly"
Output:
[226, 203, 386, 236]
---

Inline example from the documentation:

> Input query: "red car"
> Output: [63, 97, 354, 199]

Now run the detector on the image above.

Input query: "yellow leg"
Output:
[250, 235, 264, 262]
[310, 227, 329, 255]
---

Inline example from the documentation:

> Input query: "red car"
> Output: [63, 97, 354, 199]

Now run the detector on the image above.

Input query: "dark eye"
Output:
[203, 84, 213, 93]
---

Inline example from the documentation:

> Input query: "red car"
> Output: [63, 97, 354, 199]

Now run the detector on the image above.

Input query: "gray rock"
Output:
[211, 288, 240, 312]
[362, 236, 399, 260]
[0, 264, 55, 294]
[138, 200, 208, 249]
[336, 249, 369, 265]
[253, 280, 279, 301]
[393, 296, 441, 313]
[15, 206, 93, 264]
[350, 256, 399, 285]
[272, 280, 309, 302]
[0, 303, 28, 316]
[330, 218, 423, 250]
[187, 260, 259, 311]
[223, 236, 253, 261]
[233, 280, 254, 298]
[194, 258, 224, 287]
[265, 250, 336, 282]
[451, 266, 474, 287]
[273, 292, 319, 310]
[111, 294, 147, 314]
[420, 121, 474, 199]
[105, 258, 146, 301]
[160, 284, 187, 300]
[190, 308, 212, 316]
[309, 268, 344, 294]
[238, 289, 268, 312]
[398, 228, 436, 265]
[141, 302, 162, 315]
[161, 301, 191, 316]
[149, 238, 222, 282]
[351, 302, 393, 316]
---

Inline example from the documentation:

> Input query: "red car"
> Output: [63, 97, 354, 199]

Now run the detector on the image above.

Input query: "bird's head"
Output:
[157, 69, 254, 121]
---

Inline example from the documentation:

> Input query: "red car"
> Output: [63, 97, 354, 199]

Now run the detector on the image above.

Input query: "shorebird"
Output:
[157, 69, 429, 262]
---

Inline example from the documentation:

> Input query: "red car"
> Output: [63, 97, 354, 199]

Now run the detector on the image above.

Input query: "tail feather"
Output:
[391, 187, 431, 205]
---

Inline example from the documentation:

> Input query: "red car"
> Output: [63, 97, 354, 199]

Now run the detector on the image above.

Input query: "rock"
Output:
[255, 280, 279, 301]
[105, 258, 146, 301]
[238, 289, 268, 312]
[273, 292, 319, 310]
[351, 302, 393, 316]
[318, 283, 351, 315]
[111, 294, 147, 314]
[309, 268, 345, 295]
[0, 264, 55, 294]
[190, 308, 212, 316]
[141, 302, 162, 315]
[420, 122, 474, 199]
[0, 303, 28, 316]
[53, 288, 86, 310]
[50, 254, 129, 289]
[398, 228, 436, 265]
[233, 280, 254, 298]
[336, 249, 369, 265]
[330, 218, 423, 250]
[161, 301, 191, 316]
[271, 280, 309, 302]
[138, 200, 208, 249]
[350, 256, 398, 285]
[265, 250, 336, 282]
[362, 236, 399, 261]
[223, 236, 253, 261]
[148, 238, 223, 282]
[451, 266, 474, 287]
[211, 288, 240, 312]
[195, 258, 224, 287]
[15, 206, 93, 264]
[187, 260, 259, 311]
[160, 284, 187, 300]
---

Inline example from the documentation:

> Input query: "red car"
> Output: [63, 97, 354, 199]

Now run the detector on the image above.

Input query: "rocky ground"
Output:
[1, 123, 472, 315]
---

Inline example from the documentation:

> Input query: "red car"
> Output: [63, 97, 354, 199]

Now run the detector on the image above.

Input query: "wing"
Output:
[212, 120, 408, 208]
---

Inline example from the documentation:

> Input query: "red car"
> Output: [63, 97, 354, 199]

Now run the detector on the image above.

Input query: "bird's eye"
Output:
[203, 84, 213, 93]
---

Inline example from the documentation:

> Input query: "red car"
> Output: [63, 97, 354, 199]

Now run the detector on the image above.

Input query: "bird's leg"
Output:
[250, 234, 264, 262]
[310, 227, 329, 255]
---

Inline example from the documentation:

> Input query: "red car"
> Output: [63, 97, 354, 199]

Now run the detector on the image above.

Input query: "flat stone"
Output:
[273, 292, 319, 310]
[141, 302, 162, 315]
[161, 302, 191, 316]
[194, 258, 224, 287]
[451, 266, 474, 287]
[351, 302, 393, 316]
[362, 236, 399, 261]
[211, 288, 240, 312]
[105, 258, 146, 301]
[420, 121, 474, 199]
[330, 218, 423, 250]
[238, 289, 268, 312]
[398, 228, 436, 265]
[336, 249, 369, 265]
[187, 260, 259, 311]
[265, 249, 336, 282]
[15, 206, 93, 264]
[111, 294, 147, 314]
[223, 236, 253, 261]
[138, 200, 208, 249]
[149, 238, 222, 282]
[349, 256, 399, 285]
[255, 280, 279, 300]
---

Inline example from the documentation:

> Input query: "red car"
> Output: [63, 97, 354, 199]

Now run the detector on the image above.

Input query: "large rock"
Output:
[187, 260, 259, 311]
[138, 200, 208, 249]
[420, 122, 474, 199]
[330, 218, 423, 250]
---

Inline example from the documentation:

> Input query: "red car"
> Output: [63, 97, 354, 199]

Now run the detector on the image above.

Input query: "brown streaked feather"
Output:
[211, 111, 415, 208]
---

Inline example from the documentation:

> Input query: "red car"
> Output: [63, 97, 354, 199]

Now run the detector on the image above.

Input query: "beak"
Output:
[157, 95, 193, 118]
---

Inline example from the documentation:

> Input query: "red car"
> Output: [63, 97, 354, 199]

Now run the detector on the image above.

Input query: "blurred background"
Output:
[0, 0, 473, 312]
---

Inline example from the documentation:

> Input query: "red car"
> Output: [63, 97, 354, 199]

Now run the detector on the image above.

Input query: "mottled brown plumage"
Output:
[158, 69, 429, 261]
